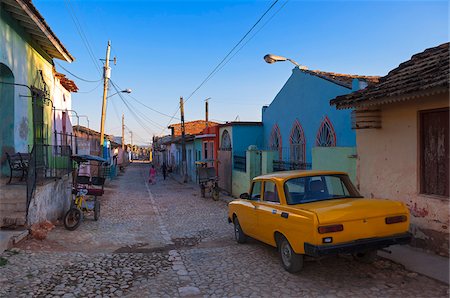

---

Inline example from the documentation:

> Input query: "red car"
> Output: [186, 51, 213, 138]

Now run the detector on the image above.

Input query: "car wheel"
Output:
[353, 250, 377, 263]
[278, 236, 303, 273]
[233, 217, 247, 244]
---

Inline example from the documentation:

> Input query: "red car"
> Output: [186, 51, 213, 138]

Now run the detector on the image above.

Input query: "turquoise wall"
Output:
[232, 125, 263, 154]
[262, 68, 355, 163]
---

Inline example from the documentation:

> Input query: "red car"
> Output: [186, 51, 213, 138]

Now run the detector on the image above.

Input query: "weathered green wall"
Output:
[0, 9, 55, 158]
[312, 146, 357, 183]
[232, 170, 249, 197]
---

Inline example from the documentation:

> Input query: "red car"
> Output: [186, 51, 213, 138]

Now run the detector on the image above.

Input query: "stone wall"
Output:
[27, 174, 72, 225]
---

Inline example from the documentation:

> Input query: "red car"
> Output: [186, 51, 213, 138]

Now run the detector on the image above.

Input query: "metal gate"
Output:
[218, 149, 232, 193]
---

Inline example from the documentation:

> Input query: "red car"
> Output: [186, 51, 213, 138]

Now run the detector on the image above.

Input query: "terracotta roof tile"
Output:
[55, 72, 78, 93]
[330, 43, 449, 109]
[168, 120, 219, 136]
[307, 70, 380, 88]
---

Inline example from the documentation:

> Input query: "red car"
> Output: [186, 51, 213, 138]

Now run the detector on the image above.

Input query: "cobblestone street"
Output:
[0, 163, 448, 297]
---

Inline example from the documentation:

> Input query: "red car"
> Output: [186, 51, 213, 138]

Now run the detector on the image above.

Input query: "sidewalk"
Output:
[379, 245, 449, 284]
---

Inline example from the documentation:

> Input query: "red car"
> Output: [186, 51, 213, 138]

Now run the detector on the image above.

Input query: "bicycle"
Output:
[63, 188, 100, 231]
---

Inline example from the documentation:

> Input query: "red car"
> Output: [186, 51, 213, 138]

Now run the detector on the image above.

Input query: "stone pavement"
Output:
[0, 163, 448, 297]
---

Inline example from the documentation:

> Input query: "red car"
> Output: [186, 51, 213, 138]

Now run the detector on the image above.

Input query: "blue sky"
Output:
[34, 0, 448, 144]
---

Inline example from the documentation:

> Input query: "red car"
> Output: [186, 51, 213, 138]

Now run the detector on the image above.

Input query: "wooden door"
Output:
[218, 149, 232, 193]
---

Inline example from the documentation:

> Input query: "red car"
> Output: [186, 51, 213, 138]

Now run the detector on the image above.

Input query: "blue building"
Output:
[262, 67, 378, 178]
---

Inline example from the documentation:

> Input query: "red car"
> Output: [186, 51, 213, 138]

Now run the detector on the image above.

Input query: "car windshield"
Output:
[284, 174, 362, 205]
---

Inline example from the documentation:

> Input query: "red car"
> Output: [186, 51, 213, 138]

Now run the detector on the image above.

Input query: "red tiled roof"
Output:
[55, 72, 78, 93]
[168, 120, 219, 136]
[330, 43, 450, 109]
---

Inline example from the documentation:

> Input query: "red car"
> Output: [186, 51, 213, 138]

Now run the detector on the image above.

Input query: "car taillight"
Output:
[385, 215, 407, 224]
[318, 224, 344, 234]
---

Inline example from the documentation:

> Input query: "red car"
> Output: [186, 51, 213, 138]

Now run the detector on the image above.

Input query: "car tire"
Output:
[233, 217, 247, 244]
[353, 250, 377, 263]
[278, 236, 304, 273]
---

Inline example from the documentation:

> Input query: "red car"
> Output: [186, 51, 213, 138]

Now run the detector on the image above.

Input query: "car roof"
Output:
[253, 170, 348, 182]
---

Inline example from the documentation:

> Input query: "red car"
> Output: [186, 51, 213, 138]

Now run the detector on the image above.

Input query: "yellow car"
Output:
[228, 170, 411, 273]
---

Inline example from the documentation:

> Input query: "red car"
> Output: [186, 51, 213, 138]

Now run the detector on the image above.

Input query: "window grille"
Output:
[316, 116, 336, 147]
[290, 120, 306, 163]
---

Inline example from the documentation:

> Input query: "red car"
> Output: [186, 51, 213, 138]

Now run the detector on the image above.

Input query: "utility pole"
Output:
[121, 113, 125, 150]
[180, 97, 187, 183]
[99, 40, 111, 156]
[205, 97, 209, 127]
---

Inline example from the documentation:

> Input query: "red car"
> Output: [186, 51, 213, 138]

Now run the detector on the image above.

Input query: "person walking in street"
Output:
[149, 164, 156, 184]
[161, 162, 167, 180]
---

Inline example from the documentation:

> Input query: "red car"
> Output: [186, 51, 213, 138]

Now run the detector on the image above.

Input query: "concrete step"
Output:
[0, 201, 27, 212]
[0, 212, 27, 227]
[0, 184, 27, 201]
[0, 229, 29, 253]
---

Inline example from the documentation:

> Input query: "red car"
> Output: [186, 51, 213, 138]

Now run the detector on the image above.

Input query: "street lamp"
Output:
[106, 89, 132, 98]
[263, 54, 307, 69]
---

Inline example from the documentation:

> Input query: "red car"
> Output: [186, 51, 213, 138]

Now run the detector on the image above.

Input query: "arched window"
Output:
[290, 120, 306, 163]
[269, 124, 282, 159]
[221, 129, 231, 150]
[316, 116, 337, 147]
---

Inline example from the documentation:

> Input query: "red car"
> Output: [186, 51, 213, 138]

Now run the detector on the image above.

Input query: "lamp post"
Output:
[263, 54, 307, 69]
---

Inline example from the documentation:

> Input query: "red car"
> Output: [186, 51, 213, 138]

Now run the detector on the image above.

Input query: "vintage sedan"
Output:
[228, 170, 411, 273]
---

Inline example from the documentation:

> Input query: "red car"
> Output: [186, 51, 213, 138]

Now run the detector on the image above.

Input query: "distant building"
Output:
[331, 43, 449, 256]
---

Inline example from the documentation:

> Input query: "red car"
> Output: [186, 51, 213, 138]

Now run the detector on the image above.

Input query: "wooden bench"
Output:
[5, 152, 31, 184]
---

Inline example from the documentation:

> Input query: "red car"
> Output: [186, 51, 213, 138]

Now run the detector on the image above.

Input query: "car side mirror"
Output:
[239, 193, 250, 200]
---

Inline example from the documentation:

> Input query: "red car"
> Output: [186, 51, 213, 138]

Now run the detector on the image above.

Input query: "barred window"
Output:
[221, 130, 231, 150]
[316, 116, 336, 147]
[290, 120, 306, 163]
[269, 124, 282, 159]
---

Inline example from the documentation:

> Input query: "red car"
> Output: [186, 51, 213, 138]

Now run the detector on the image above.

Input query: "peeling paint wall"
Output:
[0, 8, 72, 165]
[356, 93, 449, 256]
[27, 174, 72, 225]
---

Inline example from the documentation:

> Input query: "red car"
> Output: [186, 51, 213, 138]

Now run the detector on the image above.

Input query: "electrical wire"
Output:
[55, 62, 102, 83]
[110, 81, 159, 136]
[63, 0, 103, 75]
[183, 0, 279, 104]
[162, 0, 282, 134]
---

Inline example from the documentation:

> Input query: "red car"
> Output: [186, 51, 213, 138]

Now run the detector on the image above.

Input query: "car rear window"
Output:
[284, 174, 361, 205]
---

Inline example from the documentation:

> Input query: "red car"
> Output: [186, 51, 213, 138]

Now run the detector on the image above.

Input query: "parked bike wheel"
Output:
[94, 199, 100, 221]
[64, 207, 83, 231]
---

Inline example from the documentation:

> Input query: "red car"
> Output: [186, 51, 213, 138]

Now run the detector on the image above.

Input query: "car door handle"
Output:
[281, 212, 289, 219]
[254, 205, 259, 209]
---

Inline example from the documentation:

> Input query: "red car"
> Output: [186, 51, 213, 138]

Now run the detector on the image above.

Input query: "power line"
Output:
[126, 93, 180, 120]
[109, 80, 168, 129]
[212, 1, 289, 80]
[163, 0, 281, 133]
[109, 81, 160, 136]
[184, 0, 280, 104]
[63, 0, 103, 75]
[55, 61, 102, 83]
